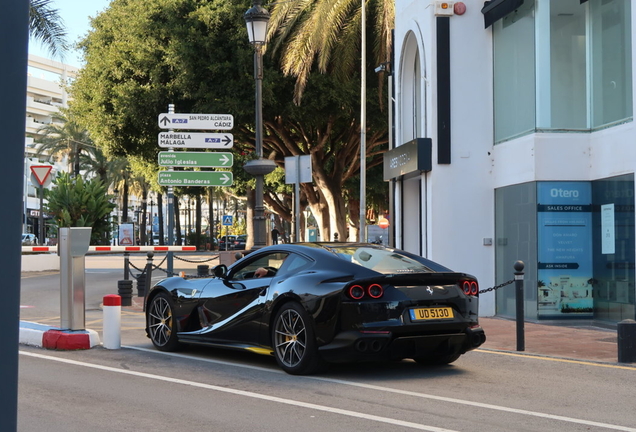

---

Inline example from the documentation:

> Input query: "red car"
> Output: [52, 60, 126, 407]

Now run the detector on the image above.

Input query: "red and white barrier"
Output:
[102, 295, 121, 349]
[21, 245, 199, 253]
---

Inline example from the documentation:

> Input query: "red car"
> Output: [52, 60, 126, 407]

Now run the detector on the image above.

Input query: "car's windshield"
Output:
[331, 246, 437, 274]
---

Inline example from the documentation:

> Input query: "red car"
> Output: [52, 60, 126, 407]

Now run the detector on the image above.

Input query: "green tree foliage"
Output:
[70, 0, 388, 241]
[268, 0, 394, 104]
[44, 172, 115, 244]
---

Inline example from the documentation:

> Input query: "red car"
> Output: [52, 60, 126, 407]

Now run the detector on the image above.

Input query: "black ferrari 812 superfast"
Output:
[145, 242, 486, 375]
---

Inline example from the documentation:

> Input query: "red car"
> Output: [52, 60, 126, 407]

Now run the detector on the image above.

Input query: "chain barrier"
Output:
[126, 252, 218, 278]
[174, 255, 218, 264]
[479, 279, 514, 294]
[128, 261, 144, 280]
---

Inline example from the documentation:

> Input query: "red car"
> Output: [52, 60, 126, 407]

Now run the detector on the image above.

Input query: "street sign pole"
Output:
[39, 185, 44, 245]
[30, 165, 53, 245]
[167, 104, 175, 276]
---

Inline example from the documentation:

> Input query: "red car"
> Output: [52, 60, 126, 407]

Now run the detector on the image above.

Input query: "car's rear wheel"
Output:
[413, 352, 461, 365]
[147, 292, 180, 351]
[272, 303, 324, 375]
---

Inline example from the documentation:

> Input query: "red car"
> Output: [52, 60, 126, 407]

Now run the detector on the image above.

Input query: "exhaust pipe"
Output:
[371, 340, 383, 352]
[355, 340, 368, 352]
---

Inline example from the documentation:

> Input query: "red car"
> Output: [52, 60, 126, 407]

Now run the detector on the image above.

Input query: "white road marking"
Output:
[126, 347, 636, 432]
[19, 350, 455, 432]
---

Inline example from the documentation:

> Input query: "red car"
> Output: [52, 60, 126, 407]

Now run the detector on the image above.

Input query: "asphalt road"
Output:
[17, 254, 636, 432]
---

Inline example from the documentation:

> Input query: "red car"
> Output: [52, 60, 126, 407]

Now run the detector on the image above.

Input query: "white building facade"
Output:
[24, 54, 78, 241]
[391, 0, 634, 324]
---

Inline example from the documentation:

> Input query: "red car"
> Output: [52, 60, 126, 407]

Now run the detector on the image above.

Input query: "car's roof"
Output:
[238, 242, 453, 273]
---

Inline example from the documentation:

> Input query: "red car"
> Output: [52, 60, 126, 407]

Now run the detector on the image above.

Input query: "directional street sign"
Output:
[158, 171, 233, 187]
[158, 113, 233, 130]
[158, 152, 233, 168]
[158, 132, 233, 148]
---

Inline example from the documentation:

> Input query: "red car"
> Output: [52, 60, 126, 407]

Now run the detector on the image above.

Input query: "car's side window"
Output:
[278, 254, 313, 276]
[231, 253, 289, 280]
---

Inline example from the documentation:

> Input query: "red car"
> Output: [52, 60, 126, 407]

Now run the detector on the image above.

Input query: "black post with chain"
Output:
[514, 261, 525, 351]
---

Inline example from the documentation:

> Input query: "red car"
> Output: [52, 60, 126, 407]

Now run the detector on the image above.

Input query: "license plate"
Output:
[410, 307, 454, 321]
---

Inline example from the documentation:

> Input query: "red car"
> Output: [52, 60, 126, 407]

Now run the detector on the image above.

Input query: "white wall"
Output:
[395, 2, 497, 315]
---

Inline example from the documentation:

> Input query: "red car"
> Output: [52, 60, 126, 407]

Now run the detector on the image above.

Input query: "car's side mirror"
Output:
[212, 264, 228, 278]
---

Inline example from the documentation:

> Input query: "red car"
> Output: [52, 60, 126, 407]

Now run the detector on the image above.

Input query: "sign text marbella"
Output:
[158, 113, 233, 130]
[158, 132, 233, 148]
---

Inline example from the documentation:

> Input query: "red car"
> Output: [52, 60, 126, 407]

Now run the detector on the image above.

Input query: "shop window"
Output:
[493, 0, 632, 143]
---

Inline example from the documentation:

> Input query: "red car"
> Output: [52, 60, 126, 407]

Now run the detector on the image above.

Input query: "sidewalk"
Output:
[478, 316, 622, 364]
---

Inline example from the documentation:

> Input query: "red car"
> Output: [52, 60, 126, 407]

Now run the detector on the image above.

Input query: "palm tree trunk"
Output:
[140, 188, 148, 245]
[175, 198, 182, 245]
[195, 195, 202, 250]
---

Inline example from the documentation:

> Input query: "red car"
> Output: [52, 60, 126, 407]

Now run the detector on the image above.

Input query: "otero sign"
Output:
[158, 171, 233, 187]
[158, 113, 233, 130]
[158, 152, 233, 168]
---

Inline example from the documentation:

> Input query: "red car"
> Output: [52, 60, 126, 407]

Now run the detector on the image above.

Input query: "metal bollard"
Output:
[123, 252, 130, 280]
[617, 319, 636, 363]
[197, 264, 209, 277]
[143, 252, 154, 312]
[117, 279, 133, 307]
[103, 295, 121, 349]
[514, 260, 525, 352]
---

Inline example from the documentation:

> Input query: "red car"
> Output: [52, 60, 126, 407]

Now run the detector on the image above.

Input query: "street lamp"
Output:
[244, 1, 276, 249]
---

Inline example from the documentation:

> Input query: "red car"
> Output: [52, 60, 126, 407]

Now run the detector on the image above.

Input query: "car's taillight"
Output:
[461, 280, 479, 296]
[347, 283, 384, 300]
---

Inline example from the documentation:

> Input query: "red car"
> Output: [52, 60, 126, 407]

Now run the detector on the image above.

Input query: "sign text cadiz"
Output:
[158, 152, 233, 168]
[158, 113, 233, 130]
[158, 132, 233, 148]
[158, 171, 233, 187]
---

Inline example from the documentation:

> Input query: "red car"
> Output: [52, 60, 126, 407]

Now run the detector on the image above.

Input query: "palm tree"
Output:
[29, 0, 68, 59]
[268, 0, 394, 104]
[80, 146, 128, 187]
[34, 111, 92, 176]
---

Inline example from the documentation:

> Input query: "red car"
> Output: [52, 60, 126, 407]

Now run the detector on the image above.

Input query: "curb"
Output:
[20, 321, 100, 350]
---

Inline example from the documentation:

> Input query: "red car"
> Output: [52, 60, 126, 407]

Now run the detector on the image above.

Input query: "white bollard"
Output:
[103, 294, 121, 349]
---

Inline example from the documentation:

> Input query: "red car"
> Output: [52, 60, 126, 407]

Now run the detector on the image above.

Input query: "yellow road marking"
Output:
[476, 349, 636, 370]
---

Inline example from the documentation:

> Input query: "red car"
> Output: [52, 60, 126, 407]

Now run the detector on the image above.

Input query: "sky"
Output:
[29, 0, 112, 68]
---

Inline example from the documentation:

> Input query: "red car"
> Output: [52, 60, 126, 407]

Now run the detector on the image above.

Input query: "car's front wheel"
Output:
[147, 292, 181, 351]
[272, 302, 324, 375]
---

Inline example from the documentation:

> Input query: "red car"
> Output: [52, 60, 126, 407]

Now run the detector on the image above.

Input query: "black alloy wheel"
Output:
[147, 292, 180, 351]
[272, 302, 324, 375]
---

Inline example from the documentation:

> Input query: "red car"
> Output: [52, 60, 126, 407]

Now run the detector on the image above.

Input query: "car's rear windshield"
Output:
[331, 246, 439, 274]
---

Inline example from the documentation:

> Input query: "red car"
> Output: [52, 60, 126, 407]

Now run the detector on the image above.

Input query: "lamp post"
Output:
[244, 1, 276, 249]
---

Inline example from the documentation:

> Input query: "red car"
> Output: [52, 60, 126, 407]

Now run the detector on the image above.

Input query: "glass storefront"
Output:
[493, 0, 632, 143]
[495, 175, 635, 323]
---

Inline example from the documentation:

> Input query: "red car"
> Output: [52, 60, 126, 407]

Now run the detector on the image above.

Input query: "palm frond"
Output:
[29, 0, 69, 59]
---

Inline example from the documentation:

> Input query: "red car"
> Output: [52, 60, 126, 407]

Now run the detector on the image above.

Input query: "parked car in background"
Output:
[235, 234, 247, 250]
[145, 242, 486, 375]
[22, 233, 38, 246]
[218, 235, 237, 250]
